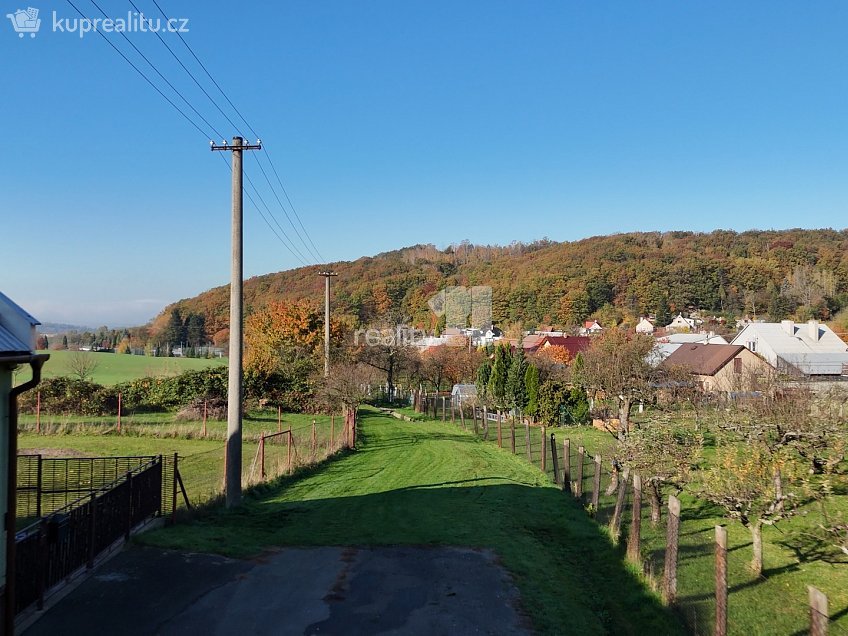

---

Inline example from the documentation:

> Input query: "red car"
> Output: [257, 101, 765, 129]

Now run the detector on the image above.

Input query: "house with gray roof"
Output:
[0, 292, 49, 626]
[731, 319, 848, 377]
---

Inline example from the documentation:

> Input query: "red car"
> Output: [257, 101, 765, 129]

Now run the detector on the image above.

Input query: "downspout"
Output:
[4, 354, 47, 635]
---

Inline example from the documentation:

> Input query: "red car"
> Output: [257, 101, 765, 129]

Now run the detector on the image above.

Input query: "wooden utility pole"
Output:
[318, 271, 338, 378]
[211, 136, 262, 508]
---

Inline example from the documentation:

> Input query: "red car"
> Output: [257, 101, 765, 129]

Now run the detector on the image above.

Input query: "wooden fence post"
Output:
[549, 433, 560, 485]
[330, 415, 335, 452]
[663, 495, 681, 604]
[287, 431, 293, 473]
[627, 473, 642, 563]
[497, 411, 502, 448]
[451, 401, 455, 424]
[715, 525, 728, 636]
[562, 439, 571, 493]
[441, 396, 446, 422]
[525, 421, 532, 462]
[472, 407, 478, 434]
[459, 403, 466, 430]
[592, 454, 601, 512]
[575, 446, 585, 498]
[117, 391, 122, 434]
[510, 419, 516, 454]
[260, 434, 266, 479]
[36, 390, 41, 434]
[202, 399, 208, 438]
[808, 586, 828, 636]
[311, 419, 317, 462]
[610, 467, 630, 539]
[483, 407, 489, 440]
[540, 426, 546, 472]
[278, 405, 282, 433]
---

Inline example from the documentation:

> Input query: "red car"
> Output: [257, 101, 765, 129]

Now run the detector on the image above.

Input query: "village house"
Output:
[660, 343, 773, 393]
[523, 334, 591, 358]
[579, 320, 603, 336]
[635, 317, 655, 334]
[731, 319, 848, 378]
[665, 313, 701, 333]
[0, 292, 48, 625]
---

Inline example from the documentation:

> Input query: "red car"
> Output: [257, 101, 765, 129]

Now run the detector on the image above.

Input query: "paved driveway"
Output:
[23, 545, 530, 635]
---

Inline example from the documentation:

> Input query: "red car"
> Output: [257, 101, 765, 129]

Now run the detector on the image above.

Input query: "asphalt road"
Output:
[23, 545, 530, 635]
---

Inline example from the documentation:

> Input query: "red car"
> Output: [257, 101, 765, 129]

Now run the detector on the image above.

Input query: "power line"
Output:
[125, 0, 244, 136]
[217, 154, 310, 267]
[148, 0, 325, 263]
[251, 150, 322, 263]
[87, 0, 225, 140]
[262, 147, 326, 263]
[65, 0, 213, 139]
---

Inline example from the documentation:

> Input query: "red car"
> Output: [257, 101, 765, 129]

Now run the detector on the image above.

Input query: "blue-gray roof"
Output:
[0, 291, 39, 326]
[0, 324, 31, 354]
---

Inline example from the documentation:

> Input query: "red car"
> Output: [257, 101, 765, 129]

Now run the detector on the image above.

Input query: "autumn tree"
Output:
[619, 419, 702, 525]
[575, 329, 656, 438]
[245, 300, 345, 406]
[697, 443, 801, 576]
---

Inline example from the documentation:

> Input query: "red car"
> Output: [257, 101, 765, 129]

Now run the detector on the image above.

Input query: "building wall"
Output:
[0, 368, 9, 589]
[698, 348, 773, 393]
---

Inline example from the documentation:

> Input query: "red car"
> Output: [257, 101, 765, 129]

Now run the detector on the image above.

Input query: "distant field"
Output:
[22, 350, 226, 385]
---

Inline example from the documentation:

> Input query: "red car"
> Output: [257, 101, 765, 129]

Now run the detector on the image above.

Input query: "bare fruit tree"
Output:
[68, 351, 99, 382]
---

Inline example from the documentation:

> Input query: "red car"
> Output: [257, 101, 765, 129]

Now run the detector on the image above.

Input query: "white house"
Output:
[579, 320, 603, 336]
[666, 313, 701, 332]
[635, 317, 655, 334]
[731, 319, 848, 377]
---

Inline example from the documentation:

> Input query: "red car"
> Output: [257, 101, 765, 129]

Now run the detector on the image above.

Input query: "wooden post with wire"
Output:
[202, 399, 207, 437]
[311, 419, 317, 462]
[117, 392, 122, 434]
[318, 271, 338, 378]
[664, 495, 681, 604]
[211, 136, 262, 508]
[277, 405, 282, 433]
[36, 390, 41, 434]
[808, 586, 828, 636]
[715, 525, 728, 636]
[259, 433, 266, 480]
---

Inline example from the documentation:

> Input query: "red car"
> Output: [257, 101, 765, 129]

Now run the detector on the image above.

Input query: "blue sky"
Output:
[2, 1, 848, 326]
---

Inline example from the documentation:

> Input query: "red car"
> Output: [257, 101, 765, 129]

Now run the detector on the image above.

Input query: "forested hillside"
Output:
[154, 228, 848, 341]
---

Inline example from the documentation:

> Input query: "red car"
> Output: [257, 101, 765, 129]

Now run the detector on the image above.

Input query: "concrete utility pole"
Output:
[318, 271, 338, 377]
[211, 136, 261, 508]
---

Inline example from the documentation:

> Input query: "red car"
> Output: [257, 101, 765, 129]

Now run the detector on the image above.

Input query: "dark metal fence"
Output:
[15, 456, 164, 615]
[17, 454, 175, 520]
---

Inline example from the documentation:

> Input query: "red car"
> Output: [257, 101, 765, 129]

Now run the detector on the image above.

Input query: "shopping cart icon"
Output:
[6, 7, 41, 38]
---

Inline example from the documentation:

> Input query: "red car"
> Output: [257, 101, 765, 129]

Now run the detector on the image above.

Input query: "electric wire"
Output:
[125, 0, 244, 136]
[148, 0, 325, 264]
[216, 154, 311, 267]
[65, 0, 212, 139]
[87, 0, 225, 141]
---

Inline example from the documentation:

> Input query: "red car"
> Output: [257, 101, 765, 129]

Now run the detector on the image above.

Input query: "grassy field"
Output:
[18, 411, 345, 508]
[139, 407, 684, 636]
[22, 350, 226, 385]
[442, 411, 848, 635]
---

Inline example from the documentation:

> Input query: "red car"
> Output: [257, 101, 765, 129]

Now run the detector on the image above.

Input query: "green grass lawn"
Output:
[21, 350, 226, 385]
[139, 407, 684, 636]
[450, 413, 848, 635]
[18, 411, 345, 508]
